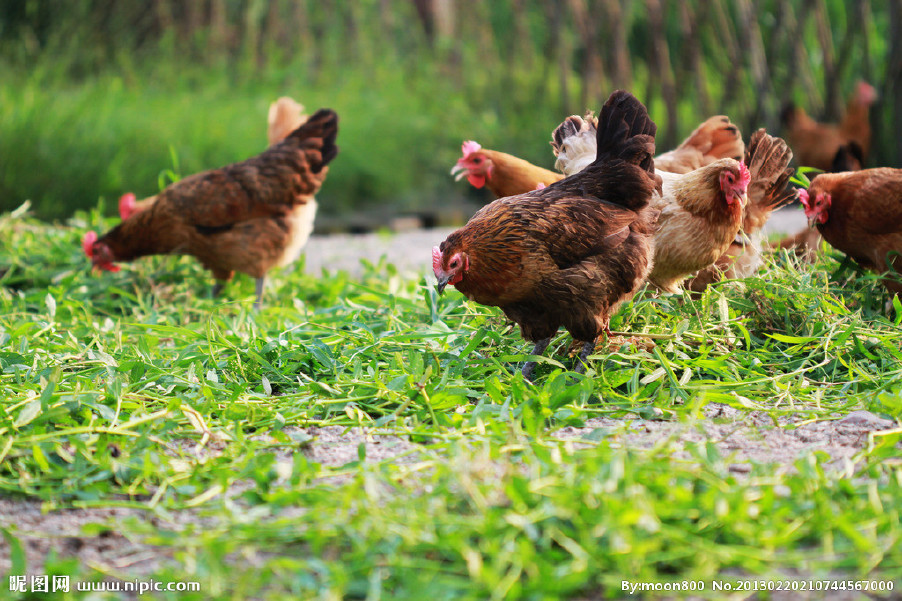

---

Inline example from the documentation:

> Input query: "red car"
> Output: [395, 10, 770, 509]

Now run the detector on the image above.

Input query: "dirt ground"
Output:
[302, 207, 809, 276]
[2, 405, 896, 589]
[4, 207, 896, 595]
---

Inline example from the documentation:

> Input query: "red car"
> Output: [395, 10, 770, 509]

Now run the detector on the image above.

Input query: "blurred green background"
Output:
[0, 0, 899, 225]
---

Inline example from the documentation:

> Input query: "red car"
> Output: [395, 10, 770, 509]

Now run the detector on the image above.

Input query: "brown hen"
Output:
[434, 90, 659, 378]
[84, 108, 339, 308]
[800, 169, 902, 297]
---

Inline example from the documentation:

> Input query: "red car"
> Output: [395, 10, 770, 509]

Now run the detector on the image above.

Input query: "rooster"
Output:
[83, 108, 339, 308]
[553, 115, 751, 294]
[781, 81, 877, 171]
[434, 90, 659, 378]
[687, 129, 796, 291]
[118, 96, 309, 221]
[799, 169, 902, 297]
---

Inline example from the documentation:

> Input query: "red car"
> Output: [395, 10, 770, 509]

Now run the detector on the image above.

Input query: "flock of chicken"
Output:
[82, 85, 900, 378]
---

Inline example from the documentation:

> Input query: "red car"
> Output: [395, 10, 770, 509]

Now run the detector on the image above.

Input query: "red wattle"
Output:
[467, 174, 486, 189]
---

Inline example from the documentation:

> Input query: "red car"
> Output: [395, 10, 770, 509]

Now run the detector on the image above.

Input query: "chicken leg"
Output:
[254, 278, 265, 310]
[521, 337, 552, 381]
[573, 340, 595, 374]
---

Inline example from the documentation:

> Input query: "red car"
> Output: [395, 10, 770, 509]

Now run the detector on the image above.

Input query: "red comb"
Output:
[432, 246, 443, 274]
[797, 188, 810, 209]
[119, 193, 136, 220]
[738, 160, 751, 191]
[82, 231, 97, 257]
[461, 140, 481, 156]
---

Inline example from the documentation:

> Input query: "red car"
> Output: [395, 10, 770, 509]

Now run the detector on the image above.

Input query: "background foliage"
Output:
[1, 0, 900, 221]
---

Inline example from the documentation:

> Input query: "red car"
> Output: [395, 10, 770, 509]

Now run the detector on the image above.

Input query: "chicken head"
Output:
[451, 141, 494, 189]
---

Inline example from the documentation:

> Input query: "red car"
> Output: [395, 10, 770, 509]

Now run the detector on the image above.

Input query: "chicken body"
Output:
[687, 129, 796, 291]
[647, 115, 745, 174]
[800, 168, 902, 296]
[781, 81, 876, 171]
[648, 160, 749, 292]
[553, 114, 751, 293]
[119, 96, 309, 221]
[85, 108, 339, 307]
[451, 141, 563, 199]
[434, 90, 659, 377]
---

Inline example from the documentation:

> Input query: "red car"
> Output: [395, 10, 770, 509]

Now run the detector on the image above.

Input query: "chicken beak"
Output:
[450, 163, 467, 181]
[436, 275, 451, 295]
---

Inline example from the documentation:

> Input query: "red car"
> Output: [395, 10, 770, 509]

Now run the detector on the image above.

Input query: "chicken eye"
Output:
[450, 259, 459, 268]
[472, 158, 481, 164]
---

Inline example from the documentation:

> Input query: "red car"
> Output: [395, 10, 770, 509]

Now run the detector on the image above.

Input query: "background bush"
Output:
[0, 0, 899, 221]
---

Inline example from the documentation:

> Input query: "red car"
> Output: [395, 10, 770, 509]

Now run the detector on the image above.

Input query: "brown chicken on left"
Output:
[118, 96, 310, 221]
[433, 90, 659, 379]
[83, 108, 339, 308]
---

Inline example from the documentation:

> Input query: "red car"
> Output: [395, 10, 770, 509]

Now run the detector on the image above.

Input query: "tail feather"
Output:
[744, 129, 796, 233]
[267, 97, 308, 146]
[575, 90, 658, 210]
[550, 112, 598, 177]
[285, 108, 340, 172]
[594, 90, 657, 174]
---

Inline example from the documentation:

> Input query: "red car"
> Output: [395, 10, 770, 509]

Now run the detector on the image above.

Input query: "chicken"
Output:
[647, 159, 749, 292]
[119, 96, 309, 221]
[553, 115, 750, 294]
[775, 226, 824, 263]
[451, 141, 563, 199]
[780, 81, 877, 171]
[453, 113, 743, 203]
[553, 113, 744, 177]
[687, 129, 796, 291]
[83, 108, 339, 308]
[799, 169, 902, 297]
[433, 90, 659, 379]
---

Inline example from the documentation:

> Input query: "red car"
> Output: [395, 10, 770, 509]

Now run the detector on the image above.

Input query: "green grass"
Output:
[0, 204, 901, 599]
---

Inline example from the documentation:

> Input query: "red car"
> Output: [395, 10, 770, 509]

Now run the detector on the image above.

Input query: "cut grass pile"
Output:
[0, 204, 900, 599]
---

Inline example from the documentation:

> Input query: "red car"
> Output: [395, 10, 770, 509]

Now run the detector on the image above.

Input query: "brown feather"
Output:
[93, 108, 339, 290]
[810, 168, 902, 296]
